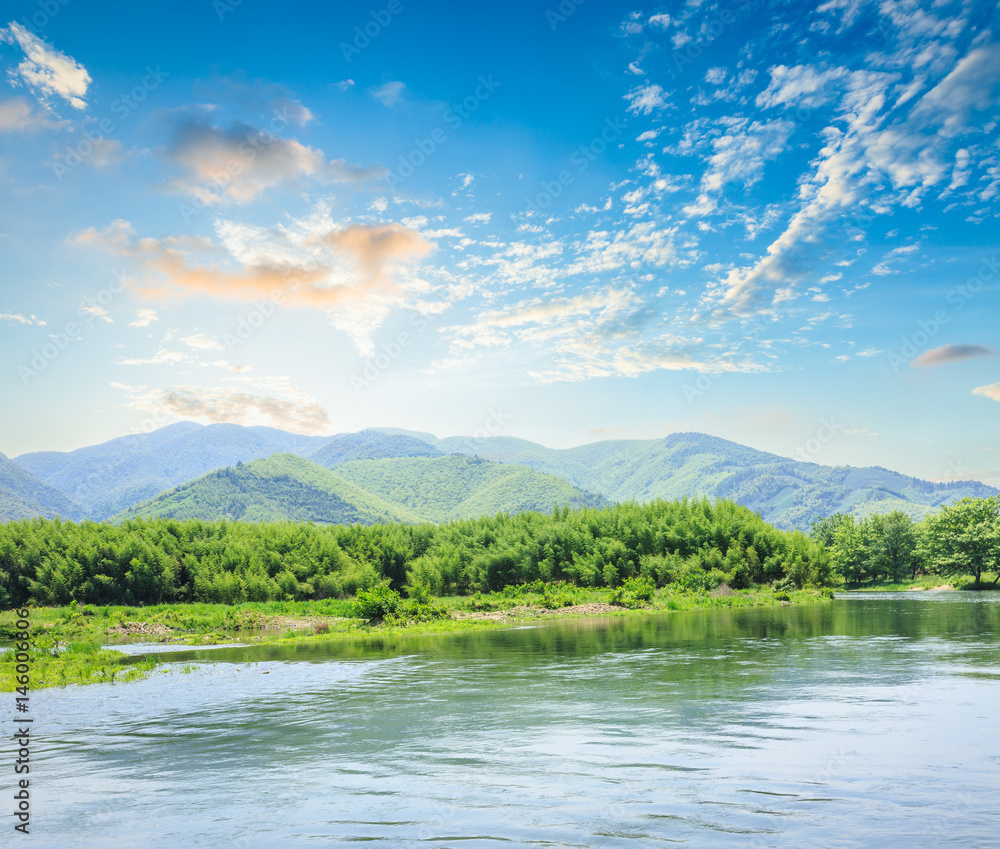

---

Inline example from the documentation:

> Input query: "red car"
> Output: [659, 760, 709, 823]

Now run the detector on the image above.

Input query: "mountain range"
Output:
[3, 423, 995, 530]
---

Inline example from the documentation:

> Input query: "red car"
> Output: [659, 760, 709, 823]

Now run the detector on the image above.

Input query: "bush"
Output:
[610, 576, 656, 609]
[353, 585, 401, 623]
[354, 583, 449, 624]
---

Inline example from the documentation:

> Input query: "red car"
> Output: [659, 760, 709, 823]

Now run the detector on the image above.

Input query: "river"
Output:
[25, 592, 1000, 847]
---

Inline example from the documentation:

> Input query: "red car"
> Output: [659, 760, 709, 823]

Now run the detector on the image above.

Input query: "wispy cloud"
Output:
[972, 382, 1000, 403]
[181, 333, 225, 351]
[72, 216, 434, 356]
[129, 308, 159, 328]
[625, 83, 667, 114]
[0, 311, 46, 326]
[117, 378, 332, 434]
[370, 80, 405, 107]
[0, 23, 90, 110]
[0, 96, 67, 132]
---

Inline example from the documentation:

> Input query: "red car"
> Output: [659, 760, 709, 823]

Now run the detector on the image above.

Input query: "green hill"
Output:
[307, 429, 442, 468]
[334, 454, 608, 522]
[117, 454, 423, 525]
[10, 423, 996, 529]
[16, 422, 329, 520]
[0, 452, 85, 521]
[120, 453, 607, 525]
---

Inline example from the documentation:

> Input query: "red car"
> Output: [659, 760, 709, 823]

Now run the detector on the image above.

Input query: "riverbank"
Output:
[844, 572, 998, 592]
[1, 586, 832, 691]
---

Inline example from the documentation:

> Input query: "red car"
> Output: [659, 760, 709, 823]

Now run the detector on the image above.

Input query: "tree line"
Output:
[810, 496, 1000, 586]
[0, 497, 832, 607]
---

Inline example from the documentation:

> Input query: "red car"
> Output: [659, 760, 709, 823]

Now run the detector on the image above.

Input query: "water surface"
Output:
[27, 592, 1000, 847]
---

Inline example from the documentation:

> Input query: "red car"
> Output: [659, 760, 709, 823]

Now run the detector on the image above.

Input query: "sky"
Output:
[0, 0, 998, 486]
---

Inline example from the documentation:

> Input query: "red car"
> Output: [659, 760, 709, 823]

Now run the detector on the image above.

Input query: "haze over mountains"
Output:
[3, 423, 995, 530]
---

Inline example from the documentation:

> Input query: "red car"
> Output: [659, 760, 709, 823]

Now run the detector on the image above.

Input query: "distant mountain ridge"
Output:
[6, 423, 996, 529]
[16, 422, 328, 519]
[425, 431, 996, 528]
[0, 452, 85, 522]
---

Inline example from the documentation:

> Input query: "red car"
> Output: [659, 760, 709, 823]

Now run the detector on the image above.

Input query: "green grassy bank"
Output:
[1, 585, 831, 691]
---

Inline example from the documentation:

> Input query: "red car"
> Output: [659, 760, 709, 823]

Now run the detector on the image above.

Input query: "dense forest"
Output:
[0, 497, 832, 607]
[2, 494, 996, 608]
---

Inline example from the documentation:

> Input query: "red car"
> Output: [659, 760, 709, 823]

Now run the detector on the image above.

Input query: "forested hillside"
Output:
[334, 454, 608, 521]
[118, 455, 426, 525]
[307, 430, 443, 468]
[16, 422, 328, 519]
[7, 423, 996, 527]
[431, 431, 996, 529]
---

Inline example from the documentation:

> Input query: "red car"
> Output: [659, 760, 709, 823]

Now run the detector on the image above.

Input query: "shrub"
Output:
[353, 585, 401, 623]
[610, 575, 656, 609]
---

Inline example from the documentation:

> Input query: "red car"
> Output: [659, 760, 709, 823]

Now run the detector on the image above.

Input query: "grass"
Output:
[0, 585, 832, 691]
[0, 640, 161, 691]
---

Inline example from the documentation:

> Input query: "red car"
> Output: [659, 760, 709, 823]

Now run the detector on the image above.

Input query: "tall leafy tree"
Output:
[921, 496, 1000, 587]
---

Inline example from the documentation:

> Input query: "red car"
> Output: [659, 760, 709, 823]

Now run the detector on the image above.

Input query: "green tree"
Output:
[921, 496, 1000, 587]
[868, 511, 921, 582]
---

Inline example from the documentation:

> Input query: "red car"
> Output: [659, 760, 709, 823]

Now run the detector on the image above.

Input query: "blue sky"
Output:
[0, 0, 998, 485]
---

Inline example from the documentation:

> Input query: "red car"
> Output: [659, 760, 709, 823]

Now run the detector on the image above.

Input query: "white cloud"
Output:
[0, 96, 67, 132]
[704, 43, 1000, 318]
[74, 213, 433, 357]
[181, 333, 225, 351]
[129, 309, 159, 328]
[117, 378, 332, 434]
[625, 84, 667, 115]
[756, 65, 849, 109]
[370, 80, 405, 107]
[910, 44, 1000, 136]
[439, 283, 763, 384]
[463, 212, 492, 224]
[117, 349, 191, 366]
[79, 304, 112, 323]
[0, 23, 90, 109]
[683, 119, 794, 217]
[972, 382, 1000, 402]
[0, 311, 46, 326]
